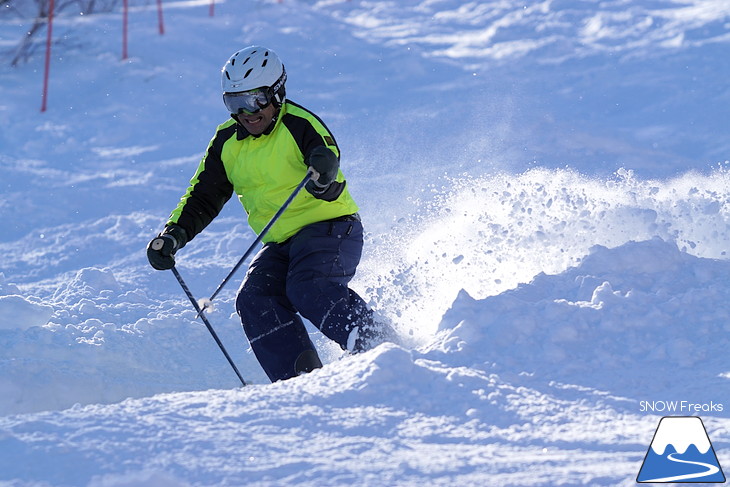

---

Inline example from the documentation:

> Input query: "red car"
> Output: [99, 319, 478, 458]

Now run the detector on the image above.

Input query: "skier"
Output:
[146, 46, 395, 382]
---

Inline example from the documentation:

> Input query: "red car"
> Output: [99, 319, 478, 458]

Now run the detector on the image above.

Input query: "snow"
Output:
[650, 417, 712, 455]
[0, 0, 729, 485]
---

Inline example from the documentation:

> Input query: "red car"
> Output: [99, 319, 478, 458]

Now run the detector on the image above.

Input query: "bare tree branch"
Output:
[3, 0, 120, 66]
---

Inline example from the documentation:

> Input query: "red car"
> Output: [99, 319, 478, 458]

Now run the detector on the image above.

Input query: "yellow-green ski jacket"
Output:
[167, 100, 359, 244]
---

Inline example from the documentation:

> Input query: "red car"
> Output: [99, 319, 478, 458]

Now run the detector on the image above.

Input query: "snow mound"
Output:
[0, 295, 53, 330]
[431, 238, 730, 403]
[360, 168, 730, 341]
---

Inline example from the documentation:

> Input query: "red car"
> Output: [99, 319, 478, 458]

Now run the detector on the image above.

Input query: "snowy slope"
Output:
[0, 0, 729, 485]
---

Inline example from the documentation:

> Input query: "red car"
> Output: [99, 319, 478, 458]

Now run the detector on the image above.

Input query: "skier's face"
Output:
[236, 103, 277, 135]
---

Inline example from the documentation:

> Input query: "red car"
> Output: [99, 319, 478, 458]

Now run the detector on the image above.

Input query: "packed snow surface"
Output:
[0, 0, 729, 486]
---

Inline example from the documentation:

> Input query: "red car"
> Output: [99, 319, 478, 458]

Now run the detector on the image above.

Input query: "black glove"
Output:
[305, 146, 345, 201]
[146, 225, 188, 270]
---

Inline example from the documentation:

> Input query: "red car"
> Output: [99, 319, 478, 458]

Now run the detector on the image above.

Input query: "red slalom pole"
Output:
[209, 0, 215, 17]
[157, 0, 165, 35]
[122, 0, 128, 59]
[40, 0, 54, 112]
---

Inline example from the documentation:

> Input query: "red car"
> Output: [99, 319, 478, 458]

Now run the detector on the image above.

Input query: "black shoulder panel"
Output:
[282, 101, 339, 161]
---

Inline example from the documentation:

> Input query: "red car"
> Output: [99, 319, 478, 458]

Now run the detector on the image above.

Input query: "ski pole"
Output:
[199, 167, 318, 315]
[171, 265, 247, 387]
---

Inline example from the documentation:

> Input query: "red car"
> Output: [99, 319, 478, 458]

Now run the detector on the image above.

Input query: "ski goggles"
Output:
[223, 89, 273, 115]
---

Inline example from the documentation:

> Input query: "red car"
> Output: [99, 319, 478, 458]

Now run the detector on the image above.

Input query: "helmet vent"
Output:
[221, 47, 284, 97]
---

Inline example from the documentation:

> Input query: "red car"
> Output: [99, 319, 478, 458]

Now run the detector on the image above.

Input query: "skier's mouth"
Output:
[242, 114, 264, 125]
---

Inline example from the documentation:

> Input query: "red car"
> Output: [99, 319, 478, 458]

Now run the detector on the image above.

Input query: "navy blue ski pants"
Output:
[235, 218, 372, 382]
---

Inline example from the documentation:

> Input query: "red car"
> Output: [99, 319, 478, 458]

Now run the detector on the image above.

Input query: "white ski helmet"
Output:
[221, 46, 286, 104]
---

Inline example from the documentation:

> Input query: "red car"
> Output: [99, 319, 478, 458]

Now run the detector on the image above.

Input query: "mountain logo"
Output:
[637, 416, 726, 483]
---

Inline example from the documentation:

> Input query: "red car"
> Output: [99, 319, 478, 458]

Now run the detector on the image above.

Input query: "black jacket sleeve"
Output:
[167, 125, 236, 241]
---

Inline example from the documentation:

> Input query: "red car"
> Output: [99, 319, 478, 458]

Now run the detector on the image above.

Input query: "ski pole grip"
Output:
[150, 237, 165, 251]
[308, 167, 320, 182]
